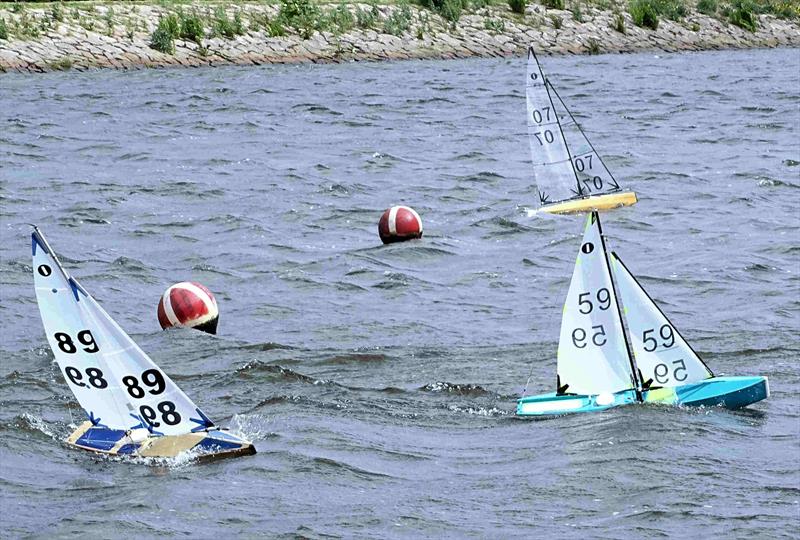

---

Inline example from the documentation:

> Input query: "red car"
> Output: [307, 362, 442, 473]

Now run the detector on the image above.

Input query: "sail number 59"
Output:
[654, 359, 688, 384]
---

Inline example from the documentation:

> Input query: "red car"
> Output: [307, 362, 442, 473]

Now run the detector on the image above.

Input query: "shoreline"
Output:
[1, 2, 798, 73]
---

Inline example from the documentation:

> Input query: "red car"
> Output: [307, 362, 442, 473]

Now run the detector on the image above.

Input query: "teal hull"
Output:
[516, 376, 769, 417]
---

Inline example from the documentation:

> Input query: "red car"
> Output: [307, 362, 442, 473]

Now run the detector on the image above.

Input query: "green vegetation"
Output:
[178, 10, 204, 43]
[572, 3, 583, 20]
[542, 0, 566, 8]
[484, 15, 505, 30]
[279, 0, 319, 38]
[586, 36, 600, 52]
[696, 0, 718, 14]
[723, 0, 758, 29]
[328, 1, 355, 33]
[629, 0, 660, 27]
[0, 17, 7, 40]
[47, 56, 73, 70]
[356, 3, 380, 27]
[150, 14, 177, 53]
[612, 10, 626, 30]
[550, 12, 563, 25]
[508, 0, 528, 13]
[383, 1, 412, 34]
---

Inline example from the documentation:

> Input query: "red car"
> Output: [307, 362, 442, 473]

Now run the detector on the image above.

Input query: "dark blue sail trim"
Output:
[68, 278, 89, 302]
[88, 411, 108, 428]
[31, 234, 38, 256]
[129, 413, 164, 436]
[190, 408, 215, 432]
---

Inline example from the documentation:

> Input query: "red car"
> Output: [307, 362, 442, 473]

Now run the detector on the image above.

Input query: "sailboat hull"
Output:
[540, 191, 638, 215]
[65, 421, 256, 461]
[516, 376, 769, 417]
[642, 376, 769, 409]
[516, 389, 638, 416]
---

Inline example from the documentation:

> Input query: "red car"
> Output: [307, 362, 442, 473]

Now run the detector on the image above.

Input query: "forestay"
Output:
[526, 47, 579, 206]
[556, 214, 634, 395]
[611, 253, 714, 388]
[548, 83, 622, 200]
[32, 230, 214, 436]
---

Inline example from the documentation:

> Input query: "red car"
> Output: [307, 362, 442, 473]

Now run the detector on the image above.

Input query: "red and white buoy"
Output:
[378, 205, 423, 244]
[157, 281, 219, 335]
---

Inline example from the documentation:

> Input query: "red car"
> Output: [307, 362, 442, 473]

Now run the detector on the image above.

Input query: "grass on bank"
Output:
[0, 0, 797, 46]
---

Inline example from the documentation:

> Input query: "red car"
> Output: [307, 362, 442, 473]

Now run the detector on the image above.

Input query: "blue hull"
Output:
[67, 421, 256, 461]
[516, 376, 768, 417]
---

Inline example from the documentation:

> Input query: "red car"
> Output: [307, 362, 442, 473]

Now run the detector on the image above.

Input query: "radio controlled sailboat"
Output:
[517, 48, 768, 417]
[32, 228, 255, 459]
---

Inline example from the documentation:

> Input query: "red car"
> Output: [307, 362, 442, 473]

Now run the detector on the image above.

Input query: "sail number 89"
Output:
[54, 330, 99, 354]
[122, 369, 166, 399]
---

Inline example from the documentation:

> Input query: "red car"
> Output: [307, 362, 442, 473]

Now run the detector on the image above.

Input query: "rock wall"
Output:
[0, 2, 798, 73]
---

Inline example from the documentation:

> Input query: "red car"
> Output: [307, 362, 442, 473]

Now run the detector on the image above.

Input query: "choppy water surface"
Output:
[1, 48, 799, 538]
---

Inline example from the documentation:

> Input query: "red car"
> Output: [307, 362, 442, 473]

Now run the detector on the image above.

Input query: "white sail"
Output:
[556, 214, 635, 395]
[548, 82, 622, 200]
[32, 230, 214, 436]
[610, 253, 713, 388]
[526, 47, 580, 206]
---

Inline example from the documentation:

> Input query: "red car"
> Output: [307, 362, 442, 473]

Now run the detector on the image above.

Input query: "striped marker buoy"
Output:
[157, 281, 219, 335]
[378, 205, 423, 244]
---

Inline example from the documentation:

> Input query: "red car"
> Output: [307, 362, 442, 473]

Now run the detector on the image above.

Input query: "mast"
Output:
[547, 82, 621, 193]
[594, 212, 642, 400]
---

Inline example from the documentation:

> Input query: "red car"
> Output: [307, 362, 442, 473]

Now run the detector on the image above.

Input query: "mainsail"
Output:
[32, 230, 215, 436]
[610, 253, 714, 388]
[556, 213, 636, 395]
[526, 46, 579, 206]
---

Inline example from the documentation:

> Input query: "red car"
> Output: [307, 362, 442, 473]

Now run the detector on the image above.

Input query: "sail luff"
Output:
[594, 214, 642, 400]
[547, 82, 622, 193]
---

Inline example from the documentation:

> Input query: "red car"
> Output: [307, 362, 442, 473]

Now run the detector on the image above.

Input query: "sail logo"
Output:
[581, 242, 594, 254]
[38, 264, 52, 277]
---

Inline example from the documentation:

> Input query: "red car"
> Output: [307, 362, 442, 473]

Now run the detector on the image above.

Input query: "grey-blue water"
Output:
[1, 48, 798, 538]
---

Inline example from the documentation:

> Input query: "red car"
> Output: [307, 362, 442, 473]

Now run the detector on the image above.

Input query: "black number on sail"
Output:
[140, 402, 181, 427]
[582, 176, 604, 193]
[64, 366, 107, 389]
[574, 155, 593, 172]
[578, 288, 611, 314]
[158, 401, 181, 425]
[531, 107, 551, 124]
[139, 405, 160, 427]
[533, 130, 555, 145]
[643, 324, 675, 352]
[141, 369, 166, 395]
[572, 325, 607, 348]
[55, 333, 76, 354]
[653, 359, 688, 384]
[54, 330, 100, 354]
[123, 376, 145, 398]
[86, 367, 108, 388]
[123, 369, 167, 399]
[65, 366, 86, 387]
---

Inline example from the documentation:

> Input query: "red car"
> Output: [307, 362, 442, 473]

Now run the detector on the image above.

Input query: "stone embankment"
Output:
[1, 2, 798, 73]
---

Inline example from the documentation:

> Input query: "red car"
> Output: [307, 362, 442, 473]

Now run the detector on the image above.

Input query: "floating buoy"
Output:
[378, 205, 423, 244]
[157, 281, 219, 335]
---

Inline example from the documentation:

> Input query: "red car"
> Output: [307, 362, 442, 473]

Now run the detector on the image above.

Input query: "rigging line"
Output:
[547, 81, 622, 189]
[594, 212, 643, 401]
[610, 252, 715, 378]
[543, 78, 582, 195]
[522, 355, 537, 396]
